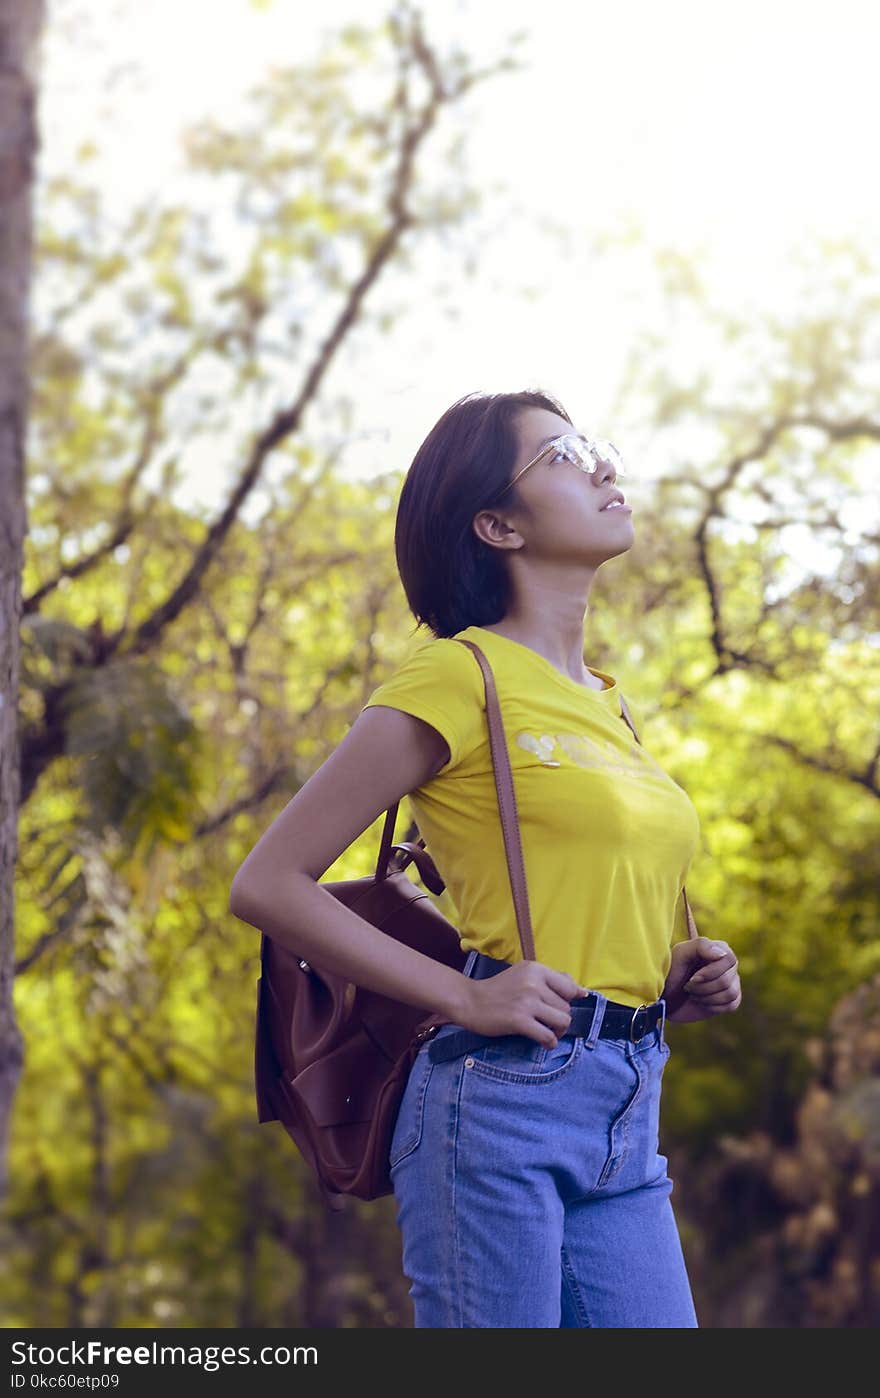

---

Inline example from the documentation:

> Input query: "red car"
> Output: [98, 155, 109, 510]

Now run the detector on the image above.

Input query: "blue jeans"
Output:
[389, 958, 698, 1328]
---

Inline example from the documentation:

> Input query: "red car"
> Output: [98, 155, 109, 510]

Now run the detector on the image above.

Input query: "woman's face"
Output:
[493, 407, 634, 567]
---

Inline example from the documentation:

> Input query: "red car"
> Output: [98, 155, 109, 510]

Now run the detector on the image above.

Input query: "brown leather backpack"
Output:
[253, 638, 698, 1209]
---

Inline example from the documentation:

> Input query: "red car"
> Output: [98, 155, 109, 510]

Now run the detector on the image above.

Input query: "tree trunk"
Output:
[0, 0, 46, 1199]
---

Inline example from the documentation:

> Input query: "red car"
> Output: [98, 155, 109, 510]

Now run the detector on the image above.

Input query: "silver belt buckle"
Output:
[629, 1003, 648, 1042]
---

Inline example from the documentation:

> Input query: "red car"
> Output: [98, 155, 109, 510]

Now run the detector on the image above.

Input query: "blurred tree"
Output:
[681, 971, 880, 1326]
[0, 0, 46, 1205]
[575, 236, 880, 1322]
[5, 0, 524, 1326]
[587, 238, 880, 1072]
[19, 2, 518, 804]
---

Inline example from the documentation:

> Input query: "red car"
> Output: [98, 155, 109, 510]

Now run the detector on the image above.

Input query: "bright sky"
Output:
[39, 0, 880, 537]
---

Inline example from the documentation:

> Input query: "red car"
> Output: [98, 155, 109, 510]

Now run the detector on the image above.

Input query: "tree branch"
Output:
[763, 733, 880, 798]
[113, 19, 458, 663]
[23, 348, 197, 612]
[194, 762, 302, 839]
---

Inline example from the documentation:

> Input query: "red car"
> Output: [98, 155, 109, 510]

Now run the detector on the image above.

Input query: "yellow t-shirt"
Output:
[361, 624, 701, 1008]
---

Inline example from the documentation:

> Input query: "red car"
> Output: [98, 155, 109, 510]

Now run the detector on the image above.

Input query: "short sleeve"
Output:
[361, 637, 485, 773]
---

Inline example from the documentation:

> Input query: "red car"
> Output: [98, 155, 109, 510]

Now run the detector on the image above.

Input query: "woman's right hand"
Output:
[458, 962, 589, 1048]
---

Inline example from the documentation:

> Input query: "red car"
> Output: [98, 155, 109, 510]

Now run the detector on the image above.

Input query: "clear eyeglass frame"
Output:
[498, 433, 626, 497]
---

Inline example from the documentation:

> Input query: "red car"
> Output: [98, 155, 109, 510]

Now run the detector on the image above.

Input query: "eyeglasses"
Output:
[497, 433, 626, 498]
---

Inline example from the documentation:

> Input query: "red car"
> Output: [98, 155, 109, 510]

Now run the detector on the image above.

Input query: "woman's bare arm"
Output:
[229, 704, 586, 1043]
[228, 705, 474, 1022]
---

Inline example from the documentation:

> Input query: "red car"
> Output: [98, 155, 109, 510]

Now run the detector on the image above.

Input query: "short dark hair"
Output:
[394, 389, 573, 639]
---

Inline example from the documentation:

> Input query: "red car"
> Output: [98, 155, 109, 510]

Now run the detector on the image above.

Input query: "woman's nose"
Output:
[593, 456, 616, 487]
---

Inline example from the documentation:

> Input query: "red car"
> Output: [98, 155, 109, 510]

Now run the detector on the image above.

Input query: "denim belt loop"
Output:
[582, 991, 608, 1050]
[657, 997, 667, 1045]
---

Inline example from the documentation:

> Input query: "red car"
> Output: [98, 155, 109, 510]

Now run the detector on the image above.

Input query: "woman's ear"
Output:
[472, 508, 524, 551]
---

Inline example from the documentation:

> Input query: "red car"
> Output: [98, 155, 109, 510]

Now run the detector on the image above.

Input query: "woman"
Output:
[229, 389, 741, 1328]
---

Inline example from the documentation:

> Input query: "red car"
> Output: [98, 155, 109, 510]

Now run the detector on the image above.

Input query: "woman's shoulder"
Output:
[370, 630, 485, 691]
[361, 630, 486, 773]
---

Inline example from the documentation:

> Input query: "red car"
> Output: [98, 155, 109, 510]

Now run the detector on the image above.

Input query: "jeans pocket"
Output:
[389, 1045, 434, 1169]
[467, 1032, 583, 1084]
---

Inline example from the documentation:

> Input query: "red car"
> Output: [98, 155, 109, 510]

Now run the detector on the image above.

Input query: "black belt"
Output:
[426, 951, 665, 1064]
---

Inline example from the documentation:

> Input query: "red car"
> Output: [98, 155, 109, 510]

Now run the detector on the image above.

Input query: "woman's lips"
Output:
[600, 502, 633, 514]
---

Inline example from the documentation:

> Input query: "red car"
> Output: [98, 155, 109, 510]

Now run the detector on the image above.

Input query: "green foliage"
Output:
[61, 659, 202, 848]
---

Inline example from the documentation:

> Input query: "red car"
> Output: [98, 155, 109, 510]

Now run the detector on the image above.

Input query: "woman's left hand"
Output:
[662, 936, 741, 1023]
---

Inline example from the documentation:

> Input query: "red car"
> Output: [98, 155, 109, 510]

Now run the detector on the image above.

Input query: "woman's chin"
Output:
[599, 535, 635, 564]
